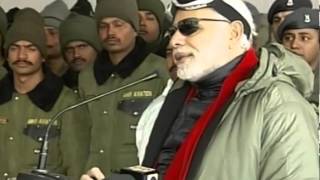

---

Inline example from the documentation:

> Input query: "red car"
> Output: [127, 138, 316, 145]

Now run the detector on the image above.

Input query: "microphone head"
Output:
[142, 70, 160, 81]
[150, 70, 159, 78]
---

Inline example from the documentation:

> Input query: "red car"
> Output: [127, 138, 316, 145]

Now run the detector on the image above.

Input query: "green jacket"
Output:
[0, 72, 89, 180]
[193, 43, 319, 179]
[78, 49, 169, 175]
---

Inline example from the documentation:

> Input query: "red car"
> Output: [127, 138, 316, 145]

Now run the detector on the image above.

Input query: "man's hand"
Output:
[80, 167, 106, 180]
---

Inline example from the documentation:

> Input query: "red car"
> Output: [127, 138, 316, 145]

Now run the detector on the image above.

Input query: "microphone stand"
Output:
[17, 72, 159, 180]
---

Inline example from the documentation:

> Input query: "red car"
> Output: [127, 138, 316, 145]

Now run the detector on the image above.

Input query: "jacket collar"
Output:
[93, 37, 149, 85]
[62, 68, 79, 90]
[0, 68, 64, 112]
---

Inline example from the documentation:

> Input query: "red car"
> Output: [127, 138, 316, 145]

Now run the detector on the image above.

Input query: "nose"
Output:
[169, 30, 186, 49]
[139, 17, 146, 27]
[73, 48, 81, 58]
[290, 38, 302, 50]
[107, 25, 116, 36]
[18, 48, 27, 60]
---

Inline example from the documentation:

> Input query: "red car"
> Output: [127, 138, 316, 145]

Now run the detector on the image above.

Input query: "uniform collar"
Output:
[0, 68, 64, 112]
[62, 68, 79, 90]
[93, 37, 150, 85]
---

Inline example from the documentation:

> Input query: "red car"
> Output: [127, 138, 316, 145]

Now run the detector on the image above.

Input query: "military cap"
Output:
[277, 7, 319, 42]
[267, 0, 312, 24]
[137, 0, 166, 35]
[95, 0, 139, 31]
[5, 8, 47, 58]
[41, 0, 70, 29]
[60, 13, 102, 53]
[0, 6, 7, 38]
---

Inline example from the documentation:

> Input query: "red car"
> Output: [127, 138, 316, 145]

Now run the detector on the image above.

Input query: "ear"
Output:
[229, 20, 244, 48]
[133, 30, 138, 37]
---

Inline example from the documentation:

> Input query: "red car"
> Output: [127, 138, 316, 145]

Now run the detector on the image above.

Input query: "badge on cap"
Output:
[286, 0, 294, 6]
[304, 14, 311, 23]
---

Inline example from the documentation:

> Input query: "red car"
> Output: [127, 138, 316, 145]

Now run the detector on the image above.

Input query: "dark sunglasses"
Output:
[168, 17, 231, 37]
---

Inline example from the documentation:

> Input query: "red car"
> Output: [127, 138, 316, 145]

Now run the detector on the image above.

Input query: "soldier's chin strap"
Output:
[16, 71, 159, 180]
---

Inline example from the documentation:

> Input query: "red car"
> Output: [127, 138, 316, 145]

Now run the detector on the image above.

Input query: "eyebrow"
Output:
[145, 11, 155, 16]
[11, 44, 36, 48]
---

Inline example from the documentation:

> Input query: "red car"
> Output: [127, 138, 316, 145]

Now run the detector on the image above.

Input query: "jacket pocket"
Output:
[23, 124, 60, 141]
[117, 98, 152, 117]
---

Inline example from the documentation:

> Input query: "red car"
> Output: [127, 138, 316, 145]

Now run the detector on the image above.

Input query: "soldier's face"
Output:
[98, 17, 137, 55]
[138, 10, 160, 43]
[7, 40, 43, 76]
[44, 26, 61, 59]
[169, 8, 235, 82]
[270, 10, 293, 41]
[64, 41, 97, 72]
[282, 28, 320, 71]
[165, 44, 178, 80]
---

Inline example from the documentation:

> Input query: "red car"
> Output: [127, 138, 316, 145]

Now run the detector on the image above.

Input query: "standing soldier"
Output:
[60, 13, 101, 91]
[137, 0, 171, 57]
[41, 0, 70, 76]
[0, 8, 89, 180]
[267, 0, 312, 42]
[277, 7, 319, 105]
[78, 0, 169, 177]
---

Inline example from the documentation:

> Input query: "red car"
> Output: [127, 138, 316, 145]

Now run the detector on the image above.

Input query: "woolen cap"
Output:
[5, 8, 47, 58]
[60, 13, 102, 53]
[41, 0, 70, 28]
[95, 0, 139, 31]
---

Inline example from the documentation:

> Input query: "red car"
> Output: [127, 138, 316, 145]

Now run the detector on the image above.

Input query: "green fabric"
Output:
[41, 0, 70, 28]
[60, 13, 102, 53]
[0, 87, 90, 180]
[95, 0, 139, 31]
[188, 43, 319, 179]
[0, 6, 7, 38]
[137, 0, 166, 35]
[4, 8, 47, 58]
[310, 66, 319, 106]
[78, 53, 169, 176]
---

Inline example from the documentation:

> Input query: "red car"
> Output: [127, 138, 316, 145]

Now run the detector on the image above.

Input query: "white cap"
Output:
[172, 0, 257, 39]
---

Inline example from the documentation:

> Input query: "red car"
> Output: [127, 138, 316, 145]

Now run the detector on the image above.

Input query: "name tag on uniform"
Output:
[27, 118, 57, 126]
[122, 91, 153, 98]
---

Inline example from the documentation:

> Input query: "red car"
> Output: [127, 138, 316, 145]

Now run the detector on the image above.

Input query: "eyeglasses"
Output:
[167, 17, 231, 37]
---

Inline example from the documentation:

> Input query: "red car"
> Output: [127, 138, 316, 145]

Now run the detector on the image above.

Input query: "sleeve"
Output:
[260, 101, 319, 180]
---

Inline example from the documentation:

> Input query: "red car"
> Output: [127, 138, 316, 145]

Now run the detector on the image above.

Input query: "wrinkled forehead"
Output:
[173, 8, 226, 24]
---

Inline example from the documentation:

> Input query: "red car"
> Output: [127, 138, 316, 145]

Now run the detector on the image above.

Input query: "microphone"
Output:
[17, 71, 159, 180]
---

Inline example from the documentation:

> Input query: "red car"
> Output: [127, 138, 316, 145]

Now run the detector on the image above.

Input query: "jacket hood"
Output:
[236, 43, 314, 99]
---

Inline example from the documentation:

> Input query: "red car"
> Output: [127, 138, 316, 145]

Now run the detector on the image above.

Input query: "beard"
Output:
[176, 57, 218, 82]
